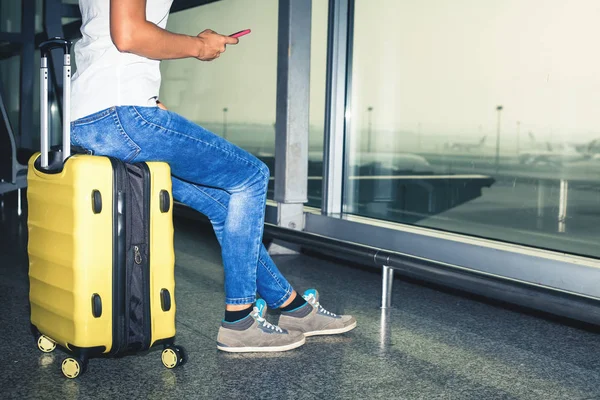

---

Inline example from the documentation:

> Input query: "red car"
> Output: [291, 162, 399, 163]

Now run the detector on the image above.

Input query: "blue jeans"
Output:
[70, 106, 294, 308]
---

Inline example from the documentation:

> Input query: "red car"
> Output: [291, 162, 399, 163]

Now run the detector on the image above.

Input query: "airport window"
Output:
[345, 0, 600, 258]
[1, 0, 59, 148]
[162, 0, 328, 204]
[160, 0, 279, 197]
[0, 55, 28, 142]
[0, 0, 23, 136]
[0, 1, 21, 33]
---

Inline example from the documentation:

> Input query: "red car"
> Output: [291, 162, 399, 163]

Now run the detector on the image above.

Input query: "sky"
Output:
[159, 0, 600, 150]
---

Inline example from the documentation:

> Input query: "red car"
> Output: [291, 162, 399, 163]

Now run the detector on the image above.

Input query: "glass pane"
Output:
[0, 55, 22, 141]
[161, 0, 278, 197]
[346, 0, 600, 258]
[0, 0, 22, 33]
[307, 1, 329, 209]
[31, 51, 41, 149]
[36, 0, 43, 33]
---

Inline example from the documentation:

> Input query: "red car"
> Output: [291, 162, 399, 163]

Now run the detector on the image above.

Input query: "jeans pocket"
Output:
[71, 108, 141, 162]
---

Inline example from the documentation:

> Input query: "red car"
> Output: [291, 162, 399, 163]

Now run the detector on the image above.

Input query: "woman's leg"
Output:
[171, 177, 295, 308]
[71, 106, 355, 352]
[71, 106, 293, 307]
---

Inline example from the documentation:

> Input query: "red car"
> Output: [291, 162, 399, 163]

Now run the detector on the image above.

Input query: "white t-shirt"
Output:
[71, 0, 174, 121]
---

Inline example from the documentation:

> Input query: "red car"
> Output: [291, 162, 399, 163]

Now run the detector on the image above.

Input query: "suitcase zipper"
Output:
[123, 162, 137, 351]
[139, 162, 152, 350]
[109, 160, 153, 353]
[110, 158, 128, 355]
[121, 162, 152, 351]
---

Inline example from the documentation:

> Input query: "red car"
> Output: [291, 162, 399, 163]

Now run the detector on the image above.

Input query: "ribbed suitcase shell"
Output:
[27, 153, 176, 354]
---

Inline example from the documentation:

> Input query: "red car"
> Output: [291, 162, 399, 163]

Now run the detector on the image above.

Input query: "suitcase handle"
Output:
[40, 38, 72, 58]
[39, 37, 72, 169]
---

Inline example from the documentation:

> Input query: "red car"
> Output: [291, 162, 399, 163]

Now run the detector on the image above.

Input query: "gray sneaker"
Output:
[278, 289, 357, 337]
[217, 299, 306, 353]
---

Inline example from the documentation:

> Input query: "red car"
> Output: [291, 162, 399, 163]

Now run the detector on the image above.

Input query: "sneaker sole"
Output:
[217, 336, 306, 353]
[304, 320, 357, 337]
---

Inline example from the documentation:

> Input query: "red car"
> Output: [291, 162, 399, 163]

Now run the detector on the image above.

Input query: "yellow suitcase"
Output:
[27, 39, 183, 379]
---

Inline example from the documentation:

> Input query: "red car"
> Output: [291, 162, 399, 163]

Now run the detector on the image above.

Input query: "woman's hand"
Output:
[156, 100, 167, 110]
[195, 29, 239, 61]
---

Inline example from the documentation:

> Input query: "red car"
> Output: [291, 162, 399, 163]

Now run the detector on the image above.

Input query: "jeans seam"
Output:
[258, 257, 289, 294]
[131, 106, 270, 182]
[225, 296, 256, 305]
[252, 224, 266, 289]
[70, 125, 82, 147]
[271, 290, 293, 309]
[112, 109, 141, 162]
[71, 108, 112, 126]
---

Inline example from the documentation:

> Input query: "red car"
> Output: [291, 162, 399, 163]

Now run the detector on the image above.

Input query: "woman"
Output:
[70, 0, 356, 353]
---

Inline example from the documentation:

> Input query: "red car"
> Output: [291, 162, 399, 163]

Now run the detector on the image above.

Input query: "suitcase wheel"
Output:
[37, 335, 56, 353]
[161, 345, 186, 369]
[61, 357, 86, 379]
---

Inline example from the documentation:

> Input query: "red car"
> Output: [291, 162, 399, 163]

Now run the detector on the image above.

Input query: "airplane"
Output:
[345, 151, 433, 175]
[443, 136, 487, 152]
[574, 139, 600, 159]
[518, 133, 600, 166]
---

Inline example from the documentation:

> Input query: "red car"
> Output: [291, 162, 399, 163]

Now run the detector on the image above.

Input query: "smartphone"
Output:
[230, 29, 251, 38]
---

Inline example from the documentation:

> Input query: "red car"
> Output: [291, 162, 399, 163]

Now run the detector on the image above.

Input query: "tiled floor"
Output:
[1, 192, 600, 399]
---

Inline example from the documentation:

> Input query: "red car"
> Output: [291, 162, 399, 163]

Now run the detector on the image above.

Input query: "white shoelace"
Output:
[252, 307, 283, 332]
[303, 294, 338, 317]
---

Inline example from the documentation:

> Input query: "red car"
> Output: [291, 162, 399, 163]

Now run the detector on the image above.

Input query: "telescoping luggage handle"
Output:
[39, 37, 72, 169]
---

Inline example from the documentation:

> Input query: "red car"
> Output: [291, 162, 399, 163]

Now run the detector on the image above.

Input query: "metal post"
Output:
[558, 179, 568, 233]
[367, 106, 373, 153]
[495, 105, 503, 173]
[273, 0, 312, 232]
[516, 120, 521, 156]
[40, 56, 49, 168]
[43, 0, 67, 118]
[17, 188, 22, 216]
[381, 265, 394, 309]
[322, 0, 353, 216]
[63, 53, 71, 160]
[222, 107, 228, 140]
[379, 308, 392, 352]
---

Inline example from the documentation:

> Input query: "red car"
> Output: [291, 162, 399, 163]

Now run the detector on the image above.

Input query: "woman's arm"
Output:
[110, 0, 238, 61]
